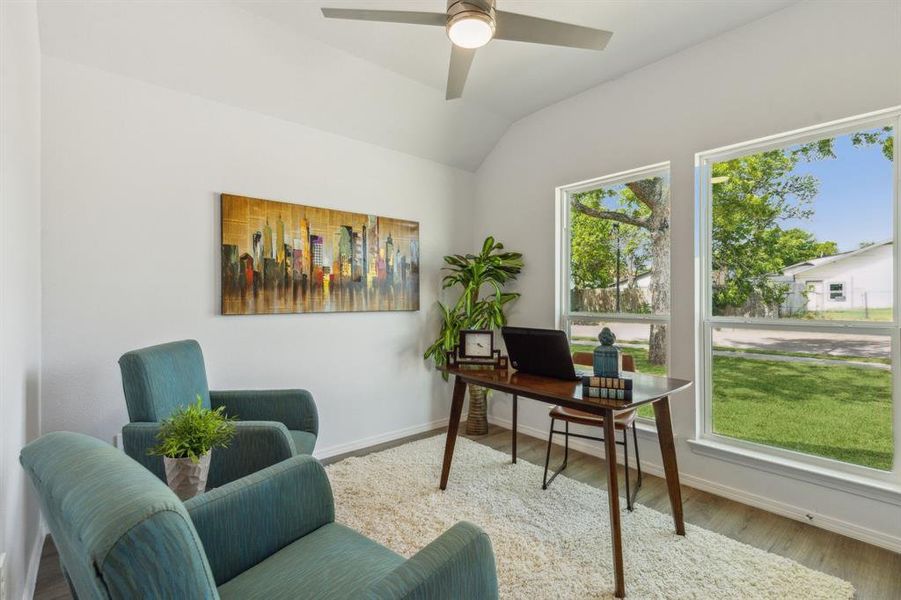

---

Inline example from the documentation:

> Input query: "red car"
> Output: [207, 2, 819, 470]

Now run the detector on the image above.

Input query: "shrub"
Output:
[149, 395, 236, 462]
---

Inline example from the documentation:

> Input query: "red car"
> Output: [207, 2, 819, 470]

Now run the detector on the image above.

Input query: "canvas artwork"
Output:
[221, 194, 420, 315]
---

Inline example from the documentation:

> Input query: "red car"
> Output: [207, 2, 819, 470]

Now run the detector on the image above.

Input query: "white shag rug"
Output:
[325, 435, 854, 600]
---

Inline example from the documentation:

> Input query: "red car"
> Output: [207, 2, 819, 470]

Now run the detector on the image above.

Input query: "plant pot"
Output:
[466, 384, 489, 435]
[163, 452, 211, 501]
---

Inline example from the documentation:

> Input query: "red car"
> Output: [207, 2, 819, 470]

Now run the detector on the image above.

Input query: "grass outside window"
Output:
[570, 343, 893, 470]
[802, 308, 892, 322]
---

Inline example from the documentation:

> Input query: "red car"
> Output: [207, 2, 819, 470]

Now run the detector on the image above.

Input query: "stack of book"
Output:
[581, 375, 633, 401]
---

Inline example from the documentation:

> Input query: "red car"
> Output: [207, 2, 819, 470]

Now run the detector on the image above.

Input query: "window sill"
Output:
[687, 437, 901, 506]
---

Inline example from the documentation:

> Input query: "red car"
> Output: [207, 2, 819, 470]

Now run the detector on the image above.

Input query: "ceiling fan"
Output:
[321, 1, 613, 100]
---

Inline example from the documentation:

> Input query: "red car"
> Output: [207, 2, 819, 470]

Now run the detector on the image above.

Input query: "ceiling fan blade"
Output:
[494, 11, 613, 51]
[320, 8, 446, 27]
[446, 45, 476, 100]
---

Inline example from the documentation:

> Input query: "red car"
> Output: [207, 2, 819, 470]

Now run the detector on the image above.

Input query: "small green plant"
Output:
[149, 395, 236, 462]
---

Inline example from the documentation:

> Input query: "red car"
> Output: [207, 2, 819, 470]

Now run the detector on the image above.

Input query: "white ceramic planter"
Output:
[163, 452, 211, 500]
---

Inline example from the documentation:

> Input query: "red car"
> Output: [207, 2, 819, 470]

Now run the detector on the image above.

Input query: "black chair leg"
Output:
[622, 428, 632, 511]
[622, 423, 643, 511]
[543, 418, 570, 490]
[633, 422, 643, 490]
[542, 418, 555, 490]
[511, 394, 518, 464]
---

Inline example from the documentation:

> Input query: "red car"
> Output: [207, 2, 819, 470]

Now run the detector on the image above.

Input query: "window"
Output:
[698, 107, 900, 479]
[829, 282, 846, 301]
[556, 163, 671, 420]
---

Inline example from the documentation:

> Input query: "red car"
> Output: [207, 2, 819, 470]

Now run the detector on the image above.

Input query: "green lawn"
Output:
[570, 344, 894, 470]
[803, 307, 893, 321]
[712, 356, 892, 470]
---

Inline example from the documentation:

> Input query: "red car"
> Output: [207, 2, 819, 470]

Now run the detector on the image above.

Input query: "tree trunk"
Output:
[645, 183, 670, 366]
[648, 323, 667, 365]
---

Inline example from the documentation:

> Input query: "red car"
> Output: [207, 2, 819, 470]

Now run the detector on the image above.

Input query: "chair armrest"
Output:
[122, 422, 167, 481]
[185, 454, 335, 586]
[207, 421, 297, 488]
[123, 421, 297, 489]
[364, 522, 499, 600]
[210, 389, 318, 435]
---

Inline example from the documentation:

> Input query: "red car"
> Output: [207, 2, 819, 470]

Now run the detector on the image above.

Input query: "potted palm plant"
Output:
[425, 236, 523, 435]
[149, 395, 236, 500]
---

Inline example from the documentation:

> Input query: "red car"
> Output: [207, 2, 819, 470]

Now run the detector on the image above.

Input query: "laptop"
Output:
[501, 326, 580, 381]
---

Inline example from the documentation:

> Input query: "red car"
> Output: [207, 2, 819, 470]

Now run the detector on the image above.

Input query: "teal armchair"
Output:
[20, 432, 499, 600]
[119, 339, 318, 489]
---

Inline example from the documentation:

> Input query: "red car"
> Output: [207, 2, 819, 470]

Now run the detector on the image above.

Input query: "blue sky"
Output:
[783, 131, 894, 253]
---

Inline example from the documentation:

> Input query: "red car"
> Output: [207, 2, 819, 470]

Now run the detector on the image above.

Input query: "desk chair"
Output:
[541, 352, 642, 511]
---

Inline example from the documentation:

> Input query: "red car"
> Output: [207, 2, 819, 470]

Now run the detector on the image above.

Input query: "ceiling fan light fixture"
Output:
[321, 0, 613, 101]
[447, 9, 495, 49]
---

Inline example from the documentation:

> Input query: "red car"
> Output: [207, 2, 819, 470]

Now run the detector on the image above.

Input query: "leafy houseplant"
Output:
[424, 237, 523, 435]
[149, 395, 236, 500]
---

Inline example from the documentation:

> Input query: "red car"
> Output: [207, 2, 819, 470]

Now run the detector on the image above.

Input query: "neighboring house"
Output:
[770, 240, 893, 314]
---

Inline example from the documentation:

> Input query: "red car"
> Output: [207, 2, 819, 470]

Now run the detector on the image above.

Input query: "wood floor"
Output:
[34, 423, 901, 599]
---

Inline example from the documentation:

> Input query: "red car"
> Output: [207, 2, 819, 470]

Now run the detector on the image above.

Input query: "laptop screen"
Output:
[501, 326, 579, 381]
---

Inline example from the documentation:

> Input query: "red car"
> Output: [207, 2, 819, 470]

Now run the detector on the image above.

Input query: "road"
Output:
[571, 323, 890, 359]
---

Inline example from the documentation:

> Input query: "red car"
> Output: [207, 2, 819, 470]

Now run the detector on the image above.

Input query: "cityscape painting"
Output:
[221, 194, 420, 315]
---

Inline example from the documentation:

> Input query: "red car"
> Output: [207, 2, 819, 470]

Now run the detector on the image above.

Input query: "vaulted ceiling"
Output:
[37, 0, 795, 171]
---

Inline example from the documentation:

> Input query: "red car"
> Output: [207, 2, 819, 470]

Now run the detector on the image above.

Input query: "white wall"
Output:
[41, 56, 474, 457]
[802, 244, 893, 311]
[0, 0, 43, 598]
[474, 1, 901, 549]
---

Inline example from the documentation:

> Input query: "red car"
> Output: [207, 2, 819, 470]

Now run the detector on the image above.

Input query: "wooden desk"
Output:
[438, 366, 692, 599]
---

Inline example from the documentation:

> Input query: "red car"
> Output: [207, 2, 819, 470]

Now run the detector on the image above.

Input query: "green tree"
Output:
[572, 178, 669, 364]
[712, 150, 821, 313]
[571, 190, 653, 297]
[713, 127, 893, 315]
[570, 191, 616, 289]
[793, 126, 894, 162]
[853, 127, 893, 162]
[775, 229, 838, 267]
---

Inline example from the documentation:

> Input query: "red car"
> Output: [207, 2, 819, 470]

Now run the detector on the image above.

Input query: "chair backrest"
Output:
[20, 432, 218, 599]
[119, 339, 211, 422]
[572, 351, 636, 372]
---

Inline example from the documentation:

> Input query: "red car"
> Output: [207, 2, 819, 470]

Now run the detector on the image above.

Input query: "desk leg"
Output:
[511, 394, 518, 464]
[440, 376, 467, 490]
[603, 409, 626, 599]
[653, 396, 685, 535]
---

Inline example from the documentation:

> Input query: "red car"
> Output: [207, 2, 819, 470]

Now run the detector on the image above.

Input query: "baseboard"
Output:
[486, 415, 901, 554]
[313, 417, 450, 461]
[670, 470, 901, 553]
[22, 520, 46, 600]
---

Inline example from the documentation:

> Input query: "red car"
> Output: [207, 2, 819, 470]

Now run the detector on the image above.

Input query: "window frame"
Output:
[555, 162, 672, 424]
[695, 106, 901, 484]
